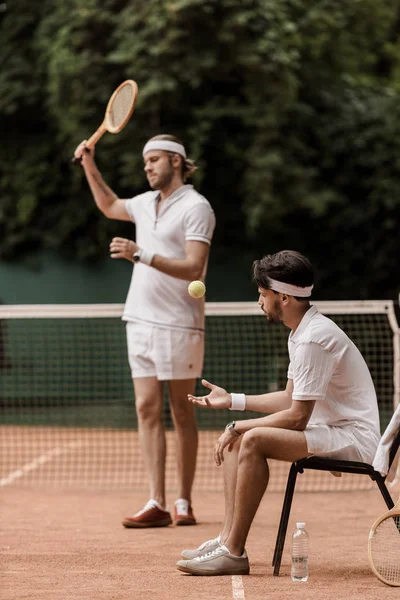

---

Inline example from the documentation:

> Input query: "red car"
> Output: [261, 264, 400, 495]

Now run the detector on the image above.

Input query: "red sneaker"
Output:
[174, 498, 197, 526]
[122, 500, 172, 528]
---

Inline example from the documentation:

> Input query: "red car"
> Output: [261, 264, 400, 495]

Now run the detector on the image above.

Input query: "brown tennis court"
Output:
[1, 426, 399, 600]
[2, 487, 399, 600]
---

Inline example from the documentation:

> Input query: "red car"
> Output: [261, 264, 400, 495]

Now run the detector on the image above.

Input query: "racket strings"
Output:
[370, 515, 400, 585]
[109, 84, 135, 130]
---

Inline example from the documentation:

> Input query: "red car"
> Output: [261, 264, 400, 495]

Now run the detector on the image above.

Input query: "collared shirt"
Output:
[122, 185, 216, 331]
[287, 306, 380, 438]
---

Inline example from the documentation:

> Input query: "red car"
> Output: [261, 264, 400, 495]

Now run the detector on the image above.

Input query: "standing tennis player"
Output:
[177, 250, 381, 575]
[74, 135, 216, 528]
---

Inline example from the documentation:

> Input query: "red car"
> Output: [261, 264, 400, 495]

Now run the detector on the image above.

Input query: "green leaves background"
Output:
[2, 0, 400, 298]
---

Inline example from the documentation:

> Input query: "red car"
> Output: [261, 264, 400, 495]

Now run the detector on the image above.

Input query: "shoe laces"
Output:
[198, 536, 220, 551]
[197, 547, 225, 561]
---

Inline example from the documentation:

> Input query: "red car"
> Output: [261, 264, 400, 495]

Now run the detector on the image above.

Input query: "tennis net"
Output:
[0, 301, 398, 491]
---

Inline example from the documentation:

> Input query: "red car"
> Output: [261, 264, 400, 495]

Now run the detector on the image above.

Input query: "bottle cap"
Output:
[296, 522, 306, 528]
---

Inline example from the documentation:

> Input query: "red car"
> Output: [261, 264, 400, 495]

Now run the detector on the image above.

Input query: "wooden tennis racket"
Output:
[72, 79, 138, 163]
[368, 495, 400, 586]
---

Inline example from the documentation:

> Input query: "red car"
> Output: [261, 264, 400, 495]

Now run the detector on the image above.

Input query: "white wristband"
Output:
[229, 393, 246, 411]
[140, 248, 155, 266]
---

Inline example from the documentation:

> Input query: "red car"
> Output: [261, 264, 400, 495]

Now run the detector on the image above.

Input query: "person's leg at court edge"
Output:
[169, 379, 198, 525]
[222, 429, 308, 556]
[178, 428, 308, 574]
[180, 438, 240, 561]
[122, 377, 173, 528]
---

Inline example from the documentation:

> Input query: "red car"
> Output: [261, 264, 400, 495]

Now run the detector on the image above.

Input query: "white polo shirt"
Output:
[122, 184, 215, 331]
[287, 306, 381, 448]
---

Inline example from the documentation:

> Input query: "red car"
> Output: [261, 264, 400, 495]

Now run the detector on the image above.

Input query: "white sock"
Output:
[175, 498, 190, 514]
[149, 499, 165, 510]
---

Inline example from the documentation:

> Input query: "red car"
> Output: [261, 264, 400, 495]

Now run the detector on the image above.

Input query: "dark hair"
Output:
[148, 134, 198, 182]
[252, 250, 314, 301]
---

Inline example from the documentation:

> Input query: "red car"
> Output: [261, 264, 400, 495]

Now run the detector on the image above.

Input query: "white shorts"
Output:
[126, 322, 204, 380]
[304, 424, 378, 463]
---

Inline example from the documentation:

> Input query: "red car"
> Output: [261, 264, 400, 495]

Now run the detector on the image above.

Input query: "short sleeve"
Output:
[184, 202, 216, 245]
[287, 362, 293, 380]
[124, 191, 157, 223]
[291, 342, 336, 401]
[124, 197, 139, 223]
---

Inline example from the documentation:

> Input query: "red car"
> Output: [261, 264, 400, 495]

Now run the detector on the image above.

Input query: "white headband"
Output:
[268, 278, 314, 298]
[142, 140, 187, 158]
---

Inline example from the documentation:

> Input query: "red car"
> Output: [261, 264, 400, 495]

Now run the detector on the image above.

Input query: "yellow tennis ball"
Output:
[188, 280, 206, 299]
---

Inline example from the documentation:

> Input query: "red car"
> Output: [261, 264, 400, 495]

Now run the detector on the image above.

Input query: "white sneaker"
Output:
[181, 535, 221, 560]
[177, 544, 250, 576]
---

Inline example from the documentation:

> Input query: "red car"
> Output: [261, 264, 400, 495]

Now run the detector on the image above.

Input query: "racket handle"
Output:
[86, 125, 106, 148]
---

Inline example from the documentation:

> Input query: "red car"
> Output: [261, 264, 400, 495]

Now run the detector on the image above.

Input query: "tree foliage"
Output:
[1, 0, 400, 298]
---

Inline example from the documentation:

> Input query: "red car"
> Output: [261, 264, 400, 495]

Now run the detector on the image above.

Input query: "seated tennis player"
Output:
[176, 249, 381, 576]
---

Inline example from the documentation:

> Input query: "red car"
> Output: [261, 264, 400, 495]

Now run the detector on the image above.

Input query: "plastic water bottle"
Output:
[291, 522, 309, 582]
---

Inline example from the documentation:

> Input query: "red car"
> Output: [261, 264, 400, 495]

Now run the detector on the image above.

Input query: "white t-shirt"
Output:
[122, 184, 216, 331]
[287, 305, 380, 443]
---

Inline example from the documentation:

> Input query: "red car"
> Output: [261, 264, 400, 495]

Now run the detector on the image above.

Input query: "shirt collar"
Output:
[289, 305, 318, 343]
[155, 184, 193, 205]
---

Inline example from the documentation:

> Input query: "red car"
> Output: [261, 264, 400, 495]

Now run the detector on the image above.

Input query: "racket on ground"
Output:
[368, 495, 400, 586]
[72, 79, 138, 163]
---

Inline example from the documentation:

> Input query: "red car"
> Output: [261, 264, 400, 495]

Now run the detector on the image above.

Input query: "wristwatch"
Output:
[133, 248, 142, 262]
[226, 421, 241, 437]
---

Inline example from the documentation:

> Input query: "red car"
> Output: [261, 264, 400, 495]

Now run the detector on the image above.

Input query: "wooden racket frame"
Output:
[85, 79, 138, 149]
[368, 495, 400, 587]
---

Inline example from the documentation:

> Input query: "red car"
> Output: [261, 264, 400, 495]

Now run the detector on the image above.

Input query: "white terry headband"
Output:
[142, 140, 187, 158]
[268, 278, 314, 298]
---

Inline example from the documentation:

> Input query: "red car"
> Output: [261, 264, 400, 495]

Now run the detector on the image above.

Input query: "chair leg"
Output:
[375, 474, 395, 510]
[272, 463, 298, 576]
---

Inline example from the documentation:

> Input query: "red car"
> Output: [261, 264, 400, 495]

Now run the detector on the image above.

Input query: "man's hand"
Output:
[187, 379, 232, 409]
[73, 140, 95, 165]
[214, 428, 241, 466]
[109, 237, 139, 262]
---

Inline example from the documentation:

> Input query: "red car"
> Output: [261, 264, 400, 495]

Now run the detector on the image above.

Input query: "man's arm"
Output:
[74, 142, 130, 222]
[188, 379, 294, 413]
[188, 378, 315, 431]
[151, 240, 210, 281]
[233, 398, 316, 435]
[109, 238, 210, 281]
[244, 379, 294, 413]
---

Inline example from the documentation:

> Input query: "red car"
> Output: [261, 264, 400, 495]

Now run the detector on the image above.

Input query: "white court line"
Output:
[232, 575, 245, 599]
[0, 441, 83, 487]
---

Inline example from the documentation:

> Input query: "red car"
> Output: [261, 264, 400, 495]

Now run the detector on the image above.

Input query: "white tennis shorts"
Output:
[126, 322, 204, 380]
[304, 423, 377, 463]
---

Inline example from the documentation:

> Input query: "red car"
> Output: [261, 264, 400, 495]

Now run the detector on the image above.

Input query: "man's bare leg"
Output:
[225, 427, 309, 556]
[220, 438, 242, 543]
[134, 377, 166, 507]
[179, 434, 242, 557]
[168, 379, 198, 502]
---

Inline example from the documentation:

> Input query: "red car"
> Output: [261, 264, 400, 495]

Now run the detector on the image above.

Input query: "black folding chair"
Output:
[272, 426, 400, 576]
